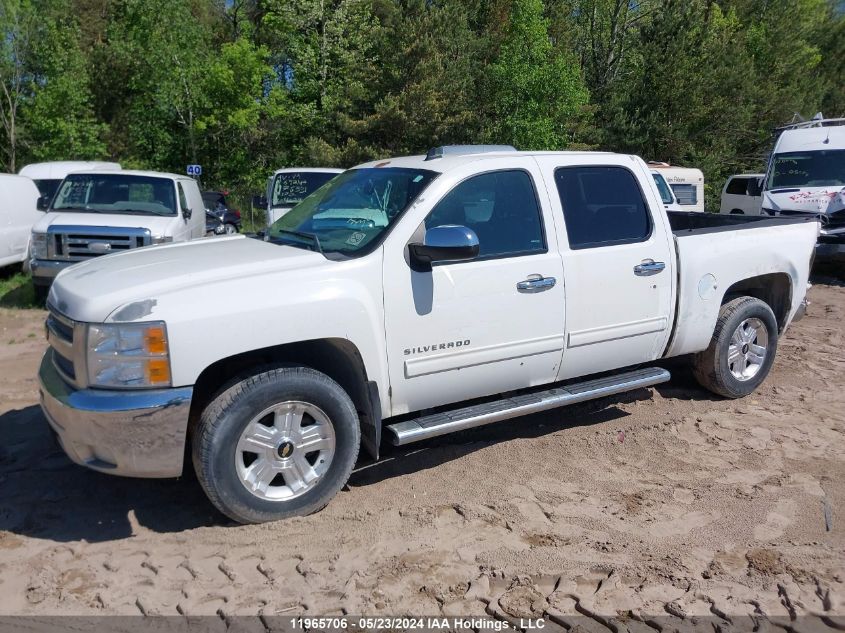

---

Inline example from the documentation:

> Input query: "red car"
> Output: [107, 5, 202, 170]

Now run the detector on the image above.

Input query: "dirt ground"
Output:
[0, 279, 843, 628]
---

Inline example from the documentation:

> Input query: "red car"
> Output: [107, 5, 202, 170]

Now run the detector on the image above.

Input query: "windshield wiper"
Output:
[272, 229, 324, 254]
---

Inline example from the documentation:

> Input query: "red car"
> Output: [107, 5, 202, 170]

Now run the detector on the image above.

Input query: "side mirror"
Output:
[408, 225, 479, 272]
[252, 194, 267, 208]
[182, 207, 192, 220]
[36, 195, 50, 211]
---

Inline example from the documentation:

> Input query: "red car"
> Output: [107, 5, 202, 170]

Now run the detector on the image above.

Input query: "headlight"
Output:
[86, 321, 171, 388]
[152, 235, 173, 245]
[31, 232, 47, 259]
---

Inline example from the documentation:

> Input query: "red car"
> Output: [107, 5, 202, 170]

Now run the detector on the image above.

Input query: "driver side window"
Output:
[425, 170, 546, 259]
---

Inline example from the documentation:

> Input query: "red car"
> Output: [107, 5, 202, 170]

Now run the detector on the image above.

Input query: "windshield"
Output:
[52, 174, 177, 216]
[651, 172, 674, 204]
[33, 178, 62, 201]
[271, 171, 339, 207]
[267, 167, 438, 256]
[202, 192, 226, 211]
[768, 150, 845, 189]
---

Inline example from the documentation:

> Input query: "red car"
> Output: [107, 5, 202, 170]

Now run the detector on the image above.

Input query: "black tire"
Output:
[192, 366, 360, 524]
[224, 223, 238, 234]
[692, 296, 778, 398]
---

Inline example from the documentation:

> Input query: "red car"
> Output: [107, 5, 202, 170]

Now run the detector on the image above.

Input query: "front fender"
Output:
[134, 252, 390, 417]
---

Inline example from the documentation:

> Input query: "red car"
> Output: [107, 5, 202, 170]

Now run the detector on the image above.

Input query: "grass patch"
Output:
[0, 270, 40, 309]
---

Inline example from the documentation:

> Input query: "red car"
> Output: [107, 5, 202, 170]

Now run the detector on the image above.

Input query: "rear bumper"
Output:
[815, 241, 845, 264]
[38, 351, 193, 478]
[30, 259, 72, 285]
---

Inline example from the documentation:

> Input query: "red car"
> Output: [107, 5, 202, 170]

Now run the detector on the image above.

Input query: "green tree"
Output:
[23, 13, 107, 161]
[90, 0, 215, 168]
[484, 0, 591, 149]
[0, 0, 37, 171]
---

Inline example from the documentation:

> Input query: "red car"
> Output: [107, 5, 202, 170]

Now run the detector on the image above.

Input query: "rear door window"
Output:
[554, 166, 652, 249]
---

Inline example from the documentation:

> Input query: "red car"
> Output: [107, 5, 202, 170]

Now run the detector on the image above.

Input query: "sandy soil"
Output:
[0, 280, 843, 628]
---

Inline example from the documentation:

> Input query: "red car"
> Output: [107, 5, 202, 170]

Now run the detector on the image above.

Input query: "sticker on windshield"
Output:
[346, 232, 366, 246]
[413, 175, 424, 183]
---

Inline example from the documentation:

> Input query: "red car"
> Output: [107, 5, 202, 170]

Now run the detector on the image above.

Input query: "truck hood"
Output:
[49, 235, 326, 323]
[763, 186, 845, 215]
[33, 211, 179, 237]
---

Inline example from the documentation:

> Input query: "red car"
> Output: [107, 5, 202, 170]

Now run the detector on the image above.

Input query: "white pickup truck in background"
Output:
[39, 146, 818, 523]
[29, 170, 207, 301]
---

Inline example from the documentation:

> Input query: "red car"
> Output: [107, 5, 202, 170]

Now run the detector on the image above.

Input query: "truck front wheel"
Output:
[192, 366, 360, 524]
[692, 296, 779, 398]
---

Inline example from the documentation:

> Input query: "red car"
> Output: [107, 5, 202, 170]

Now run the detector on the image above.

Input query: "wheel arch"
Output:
[189, 338, 382, 460]
[721, 272, 792, 332]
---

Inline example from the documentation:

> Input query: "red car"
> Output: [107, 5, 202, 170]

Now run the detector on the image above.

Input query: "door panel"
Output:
[383, 161, 566, 416]
[535, 158, 675, 381]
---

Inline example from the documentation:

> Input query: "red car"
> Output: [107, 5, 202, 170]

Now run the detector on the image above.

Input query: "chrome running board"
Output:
[385, 367, 670, 446]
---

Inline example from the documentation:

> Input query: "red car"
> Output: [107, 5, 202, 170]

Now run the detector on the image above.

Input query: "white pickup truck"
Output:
[39, 147, 818, 524]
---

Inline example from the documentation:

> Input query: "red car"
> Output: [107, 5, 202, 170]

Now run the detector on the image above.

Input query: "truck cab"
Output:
[30, 170, 206, 299]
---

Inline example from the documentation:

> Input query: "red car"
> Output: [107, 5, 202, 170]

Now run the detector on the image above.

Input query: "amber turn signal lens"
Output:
[144, 326, 168, 354]
[145, 359, 171, 384]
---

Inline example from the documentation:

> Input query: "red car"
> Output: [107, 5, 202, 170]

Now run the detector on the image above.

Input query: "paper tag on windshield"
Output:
[346, 232, 366, 246]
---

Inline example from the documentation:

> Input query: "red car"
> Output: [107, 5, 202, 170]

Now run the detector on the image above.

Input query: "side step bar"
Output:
[385, 367, 670, 446]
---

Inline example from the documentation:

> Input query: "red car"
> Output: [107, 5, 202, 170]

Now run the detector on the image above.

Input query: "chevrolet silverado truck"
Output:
[39, 146, 819, 524]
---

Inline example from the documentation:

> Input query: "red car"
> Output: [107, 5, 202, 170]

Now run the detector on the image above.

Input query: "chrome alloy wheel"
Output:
[235, 401, 336, 500]
[728, 318, 769, 381]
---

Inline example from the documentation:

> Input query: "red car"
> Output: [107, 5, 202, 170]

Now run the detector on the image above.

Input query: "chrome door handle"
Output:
[517, 274, 557, 293]
[633, 260, 666, 276]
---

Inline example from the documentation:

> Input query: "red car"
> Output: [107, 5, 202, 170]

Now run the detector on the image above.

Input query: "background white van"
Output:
[29, 170, 206, 299]
[265, 167, 343, 225]
[719, 174, 764, 215]
[648, 162, 705, 212]
[762, 117, 844, 216]
[0, 174, 41, 269]
[19, 161, 121, 205]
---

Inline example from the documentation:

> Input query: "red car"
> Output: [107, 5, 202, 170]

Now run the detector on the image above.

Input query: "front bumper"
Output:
[30, 259, 73, 285]
[38, 350, 193, 478]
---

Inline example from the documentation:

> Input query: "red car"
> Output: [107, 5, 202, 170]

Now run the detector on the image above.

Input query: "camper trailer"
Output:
[648, 162, 705, 213]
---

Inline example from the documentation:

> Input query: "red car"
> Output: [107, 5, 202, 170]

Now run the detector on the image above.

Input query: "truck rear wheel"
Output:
[192, 366, 360, 524]
[692, 296, 778, 398]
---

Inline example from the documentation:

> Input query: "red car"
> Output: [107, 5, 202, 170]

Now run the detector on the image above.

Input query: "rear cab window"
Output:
[554, 166, 652, 249]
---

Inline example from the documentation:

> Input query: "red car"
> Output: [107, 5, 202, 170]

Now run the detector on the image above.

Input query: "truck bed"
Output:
[664, 211, 819, 360]
[667, 211, 818, 235]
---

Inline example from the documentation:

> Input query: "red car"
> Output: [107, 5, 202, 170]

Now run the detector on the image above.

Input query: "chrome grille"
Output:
[46, 225, 152, 261]
[46, 306, 83, 386]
